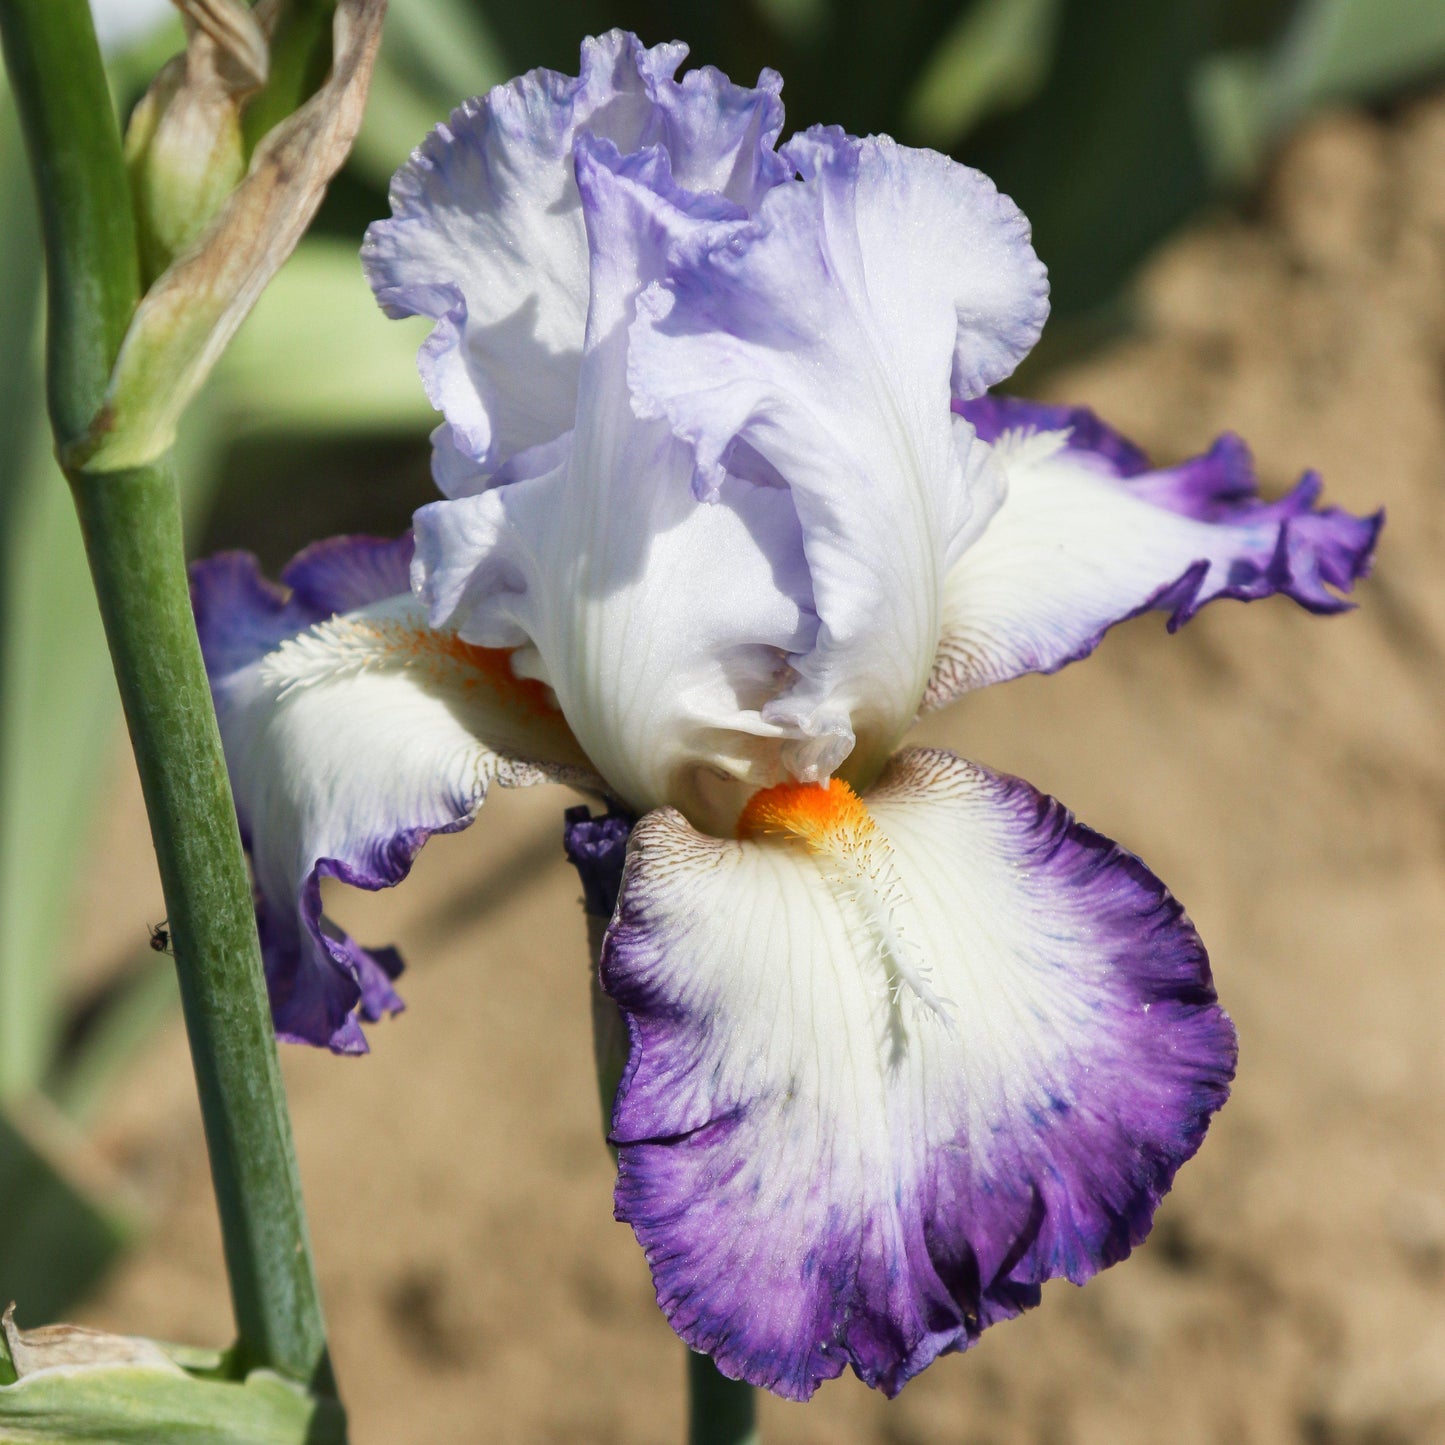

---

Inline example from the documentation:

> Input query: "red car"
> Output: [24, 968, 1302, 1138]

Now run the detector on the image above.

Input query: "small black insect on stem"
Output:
[148, 919, 172, 956]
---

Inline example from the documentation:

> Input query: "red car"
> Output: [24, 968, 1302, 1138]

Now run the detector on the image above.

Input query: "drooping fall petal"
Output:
[605, 749, 1234, 1398]
[193, 535, 592, 1051]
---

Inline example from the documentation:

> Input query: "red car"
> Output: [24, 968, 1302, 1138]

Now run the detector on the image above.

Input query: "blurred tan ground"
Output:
[69, 94, 1445, 1444]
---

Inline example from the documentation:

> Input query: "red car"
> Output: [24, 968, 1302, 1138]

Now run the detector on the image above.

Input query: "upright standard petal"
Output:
[605, 749, 1234, 1400]
[630, 129, 1046, 787]
[413, 142, 814, 832]
[193, 535, 591, 1052]
[361, 29, 788, 487]
[926, 398, 1382, 707]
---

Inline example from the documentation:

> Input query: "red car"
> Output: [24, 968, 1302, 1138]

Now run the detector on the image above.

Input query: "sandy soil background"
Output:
[59, 92, 1445, 1443]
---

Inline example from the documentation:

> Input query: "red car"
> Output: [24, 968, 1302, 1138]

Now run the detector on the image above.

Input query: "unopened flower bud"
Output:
[75, 0, 384, 473]
[123, 0, 268, 281]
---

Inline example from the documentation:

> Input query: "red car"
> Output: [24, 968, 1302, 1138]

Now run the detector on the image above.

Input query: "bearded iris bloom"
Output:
[192, 32, 1379, 1401]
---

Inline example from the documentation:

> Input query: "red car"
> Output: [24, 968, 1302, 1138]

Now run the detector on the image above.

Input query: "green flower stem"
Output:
[583, 910, 759, 1443]
[1, 0, 335, 1396]
[687, 1352, 759, 1445]
[68, 461, 334, 1394]
[243, 0, 337, 151]
[0, 0, 137, 447]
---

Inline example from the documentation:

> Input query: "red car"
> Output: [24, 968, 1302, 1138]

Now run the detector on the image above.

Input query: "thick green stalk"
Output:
[582, 904, 760, 1444]
[69, 462, 333, 1392]
[0, 0, 137, 446]
[0, 0, 335, 1394]
[688, 1352, 759, 1445]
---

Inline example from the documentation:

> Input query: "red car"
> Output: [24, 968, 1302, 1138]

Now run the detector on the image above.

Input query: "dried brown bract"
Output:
[75, 0, 386, 472]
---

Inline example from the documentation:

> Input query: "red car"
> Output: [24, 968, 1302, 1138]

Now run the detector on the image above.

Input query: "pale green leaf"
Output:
[1269, 0, 1445, 125]
[903, 0, 1062, 149]
[0, 1365, 344, 1444]
[0, 1106, 137, 1324]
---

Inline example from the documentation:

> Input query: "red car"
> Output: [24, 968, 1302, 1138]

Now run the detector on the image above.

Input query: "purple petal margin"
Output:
[192, 533, 415, 676]
[959, 394, 1150, 476]
[957, 394, 1382, 621]
[191, 534, 421, 1053]
[601, 751, 1236, 1400]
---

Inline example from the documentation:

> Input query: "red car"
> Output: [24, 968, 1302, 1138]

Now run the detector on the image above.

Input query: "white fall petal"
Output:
[927, 406, 1381, 707]
[194, 542, 590, 1051]
[603, 748, 1235, 1400]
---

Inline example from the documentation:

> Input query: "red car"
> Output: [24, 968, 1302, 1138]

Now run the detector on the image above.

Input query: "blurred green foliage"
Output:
[0, 0, 1440, 1324]
[329, 0, 1445, 321]
[0, 1107, 137, 1325]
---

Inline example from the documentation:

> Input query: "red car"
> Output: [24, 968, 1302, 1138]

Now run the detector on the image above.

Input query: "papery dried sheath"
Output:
[77, 0, 385, 471]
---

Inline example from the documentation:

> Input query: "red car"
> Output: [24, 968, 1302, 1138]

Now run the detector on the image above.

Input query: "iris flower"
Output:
[192, 32, 1379, 1401]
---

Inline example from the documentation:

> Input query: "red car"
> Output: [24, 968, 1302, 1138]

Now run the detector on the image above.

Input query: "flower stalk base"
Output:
[688, 1352, 759, 1445]
[69, 461, 333, 1390]
[2, 0, 337, 1395]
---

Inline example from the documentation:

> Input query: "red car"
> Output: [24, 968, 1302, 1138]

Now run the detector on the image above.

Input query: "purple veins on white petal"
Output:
[604, 749, 1234, 1400]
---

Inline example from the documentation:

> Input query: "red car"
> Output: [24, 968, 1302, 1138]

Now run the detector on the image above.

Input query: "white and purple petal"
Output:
[926, 398, 1383, 707]
[413, 141, 815, 831]
[193, 534, 591, 1052]
[629, 128, 1046, 786]
[361, 29, 788, 486]
[963, 394, 1151, 476]
[603, 748, 1234, 1400]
